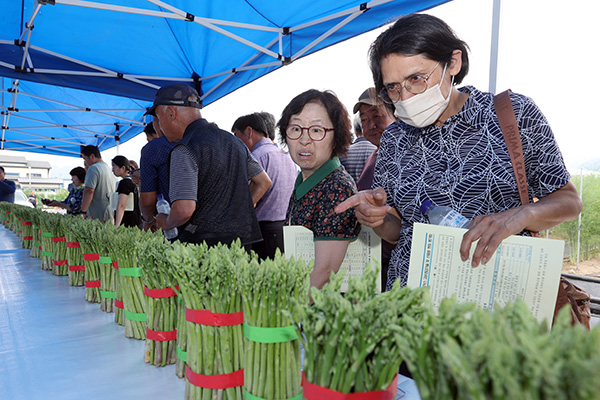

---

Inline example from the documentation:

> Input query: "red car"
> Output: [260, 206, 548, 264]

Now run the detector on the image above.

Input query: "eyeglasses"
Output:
[379, 62, 441, 103]
[286, 124, 334, 141]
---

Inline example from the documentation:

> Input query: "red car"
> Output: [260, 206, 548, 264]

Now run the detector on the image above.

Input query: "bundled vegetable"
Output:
[74, 220, 103, 303]
[19, 208, 35, 250]
[39, 214, 56, 271]
[64, 216, 85, 286]
[30, 218, 41, 258]
[398, 296, 600, 400]
[168, 241, 247, 400]
[138, 233, 178, 367]
[96, 223, 118, 313]
[175, 296, 187, 379]
[48, 214, 68, 276]
[112, 226, 147, 339]
[237, 252, 310, 400]
[295, 265, 430, 399]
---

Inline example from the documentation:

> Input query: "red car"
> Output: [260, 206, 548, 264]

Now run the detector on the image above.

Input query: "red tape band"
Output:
[185, 308, 243, 326]
[85, 280, 101, 288]
[301, 373, 398, 400]
[69, 265, 85, 271]
[185, 366, 243, 389]
[112, 261, 119, 269]
[114, 299, 124, 309]
[21, 221, 32, 226]
[53, 260, 68, 266]
[52, 236, 66, 242]
[23, 236, 33, 240]
[66, 242, 80, 248]
[144, 286, 179, 299]
[83, 253, 99, 261]
[146, 328, 177, 341]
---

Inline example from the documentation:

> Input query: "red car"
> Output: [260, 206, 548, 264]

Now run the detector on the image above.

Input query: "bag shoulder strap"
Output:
[493, 90, 530, 206]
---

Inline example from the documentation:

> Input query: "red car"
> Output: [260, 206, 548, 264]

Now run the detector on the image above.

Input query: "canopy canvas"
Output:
[0, 0, 450, 157]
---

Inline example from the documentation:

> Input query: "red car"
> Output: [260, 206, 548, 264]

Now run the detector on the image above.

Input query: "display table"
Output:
[0, 226, 420, 400]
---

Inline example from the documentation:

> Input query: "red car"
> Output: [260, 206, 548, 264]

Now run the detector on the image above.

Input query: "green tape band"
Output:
[124, 310, 147, 322]
[119, 267, 142, 277]
[244, 389, 302, 400]
[42, 251, 53, 257]
[176, 346, 187, 363]
[99, 256, 112, 264]
[41, 232, 53, 237]
[33, 242, 40, 247]
[243, 322, 298, 344]
[100, 290, 116, 299]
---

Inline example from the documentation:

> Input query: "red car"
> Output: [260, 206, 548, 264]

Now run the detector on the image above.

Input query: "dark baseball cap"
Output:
[352, 87, 381, 114]
[144, 84, 202, 116]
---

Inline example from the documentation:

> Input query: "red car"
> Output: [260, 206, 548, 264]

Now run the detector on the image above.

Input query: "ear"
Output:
[244, 126, 253, 137]
[448, 49, 462, 77]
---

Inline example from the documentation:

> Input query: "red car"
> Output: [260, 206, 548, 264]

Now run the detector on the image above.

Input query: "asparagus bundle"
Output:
[296, 265, 430, 398]
[75, 220, 103, 303]
[398, 296, 600, 400]
[112, 226, 147, 339]
[96, 223, 118, 313]
[19, 210, 35, 250]
[138, 233, 178, 366]
[39, 214, 56, 271]
[175, 296, 187, 378]
[64, 216, 85, 286]
[167, 241, 247, 400]
[30, 220, 41, 258]
[49, 214, 68, 276]
[237, 252, 310, 400]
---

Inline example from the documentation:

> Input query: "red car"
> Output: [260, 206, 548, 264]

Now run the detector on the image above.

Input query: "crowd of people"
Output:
[0, 13, 582, 292]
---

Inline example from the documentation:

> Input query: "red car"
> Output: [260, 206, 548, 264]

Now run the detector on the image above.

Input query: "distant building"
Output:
[0, 155, 64, 192]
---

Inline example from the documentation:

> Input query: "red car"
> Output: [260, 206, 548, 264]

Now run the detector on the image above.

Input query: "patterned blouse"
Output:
[373, 86, 571, 290]
[286, 157, 360, 240]
[62, 185, 85, 215]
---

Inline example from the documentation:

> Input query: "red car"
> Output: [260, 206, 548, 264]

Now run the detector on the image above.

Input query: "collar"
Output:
[293, 157, 341, 199]
[183, 118, 210, 137]
[253, 137, 273, 151]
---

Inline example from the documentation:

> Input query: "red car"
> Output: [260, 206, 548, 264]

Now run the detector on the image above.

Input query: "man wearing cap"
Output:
[339, 114, 377, 183]
[139, 119, 178, 232]
[147, 84, 271, 247]
[353, 87, 396, 290]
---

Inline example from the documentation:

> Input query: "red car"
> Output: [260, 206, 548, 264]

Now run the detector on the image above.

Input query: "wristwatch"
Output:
[142, 215, 156, 224]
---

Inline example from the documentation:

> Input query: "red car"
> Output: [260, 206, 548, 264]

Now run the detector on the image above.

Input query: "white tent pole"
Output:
[577, 168, 583, 270]
[489, 0, 502, 93]
[489, 0, 501, 94]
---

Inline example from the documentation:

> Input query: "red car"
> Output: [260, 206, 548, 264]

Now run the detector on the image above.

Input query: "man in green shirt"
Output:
[80, 145, 116, 222]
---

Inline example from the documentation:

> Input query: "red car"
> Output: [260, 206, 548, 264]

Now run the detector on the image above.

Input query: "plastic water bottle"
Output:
[420, 200, 470, 228]
[156, 194, 178, 239]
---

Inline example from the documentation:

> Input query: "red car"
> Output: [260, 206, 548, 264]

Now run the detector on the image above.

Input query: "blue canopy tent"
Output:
[0, 0, 451, 157]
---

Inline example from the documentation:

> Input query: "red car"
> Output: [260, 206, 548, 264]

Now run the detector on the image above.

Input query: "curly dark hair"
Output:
[277, 89, 352, 158]
[369, 13, 470, 96]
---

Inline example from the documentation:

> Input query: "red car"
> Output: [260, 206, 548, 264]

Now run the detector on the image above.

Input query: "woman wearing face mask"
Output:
[336, 13, 581, 291]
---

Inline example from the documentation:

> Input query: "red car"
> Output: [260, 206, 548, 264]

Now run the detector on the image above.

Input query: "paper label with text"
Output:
[408, 223, 564, 324]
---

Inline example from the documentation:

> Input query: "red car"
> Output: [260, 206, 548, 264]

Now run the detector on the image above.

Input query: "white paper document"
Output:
[283, 225, 382, 292]
[407, 223, 564, 324]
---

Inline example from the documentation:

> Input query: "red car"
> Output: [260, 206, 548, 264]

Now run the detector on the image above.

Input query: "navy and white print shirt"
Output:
[373, 86, 571, 291]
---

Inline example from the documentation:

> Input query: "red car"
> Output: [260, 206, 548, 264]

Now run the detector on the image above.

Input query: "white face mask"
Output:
[393, 65, 453, 128]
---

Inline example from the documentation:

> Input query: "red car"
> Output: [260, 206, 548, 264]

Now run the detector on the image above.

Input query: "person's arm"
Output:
[114, 193, 128, 227]
[0, 180, 16, 194]
[48, 200, 71, 212]
[460, 181, 582, 267]
[335, 187, 402, 244]
[155, 199, 196, 230]
[249, 171, 272, 206]
[311, 240, 351, 290]
[140, 191, 158, 231]
[80, 187, 94, 217]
